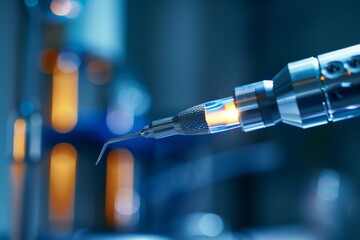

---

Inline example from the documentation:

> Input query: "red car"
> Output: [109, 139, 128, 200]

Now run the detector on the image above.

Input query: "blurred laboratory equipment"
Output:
[1, 0, 360, 239]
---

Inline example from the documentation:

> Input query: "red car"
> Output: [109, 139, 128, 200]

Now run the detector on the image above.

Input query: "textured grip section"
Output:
[177, 104, 211, 135]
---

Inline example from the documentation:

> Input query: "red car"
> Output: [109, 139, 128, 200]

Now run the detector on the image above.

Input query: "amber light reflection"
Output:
[205, 100, 239, 127]
[13, 119, 27, 162]
[105, 149, 134, 227]
[11, 163, 25, 240]
[51, 66, 78, 133]
[49, 143, 77, 229]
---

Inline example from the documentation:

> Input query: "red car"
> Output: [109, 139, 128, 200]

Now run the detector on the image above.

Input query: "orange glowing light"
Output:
[51, 66, 78, 133]
[320, 76, 326, 81]
[105, 149, 134, 226]
[11, 162, 25, 240]
[39, 48, 58, 73]
[13, 119, 26, 162]
[205, 101, 239, 128]
[49, 143, 77, 229]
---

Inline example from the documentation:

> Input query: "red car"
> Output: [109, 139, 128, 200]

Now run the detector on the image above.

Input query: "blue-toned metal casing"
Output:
[234, 81, 280, 132]
[234, 44, 360, 131]
[317, 44, 360, 122]
[273, 44, 360, 128]
[273, 57, 328, 128]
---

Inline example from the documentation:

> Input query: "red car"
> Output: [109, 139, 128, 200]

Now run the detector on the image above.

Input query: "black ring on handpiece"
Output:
[255, 81, 281, 127]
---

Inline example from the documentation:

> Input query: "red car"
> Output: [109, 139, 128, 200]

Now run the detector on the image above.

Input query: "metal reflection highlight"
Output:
[49, 143, 77, 230]
[13, 119, 27, 162]
[105, 149, 136, 227]
[204, 96, 240, 133]
[51, 55, 79, 133]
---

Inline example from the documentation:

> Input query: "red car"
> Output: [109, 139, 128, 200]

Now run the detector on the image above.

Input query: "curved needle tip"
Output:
[95, 131, 142, 165]
[95, 142, 109, 165]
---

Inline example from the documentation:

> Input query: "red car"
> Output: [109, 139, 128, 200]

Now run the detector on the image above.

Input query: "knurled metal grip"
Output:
[177, 104, 211, 135]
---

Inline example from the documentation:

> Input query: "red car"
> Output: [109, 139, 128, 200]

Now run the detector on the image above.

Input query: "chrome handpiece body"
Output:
[96, 44, 360, 164]
[233, 44, 360, 132]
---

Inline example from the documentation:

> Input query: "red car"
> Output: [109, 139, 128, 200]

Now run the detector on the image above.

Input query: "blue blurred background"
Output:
[1, 0, 360, 239]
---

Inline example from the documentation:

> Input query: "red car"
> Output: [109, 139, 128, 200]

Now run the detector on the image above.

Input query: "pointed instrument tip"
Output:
[95, 130, 142, 165]
[95, 141, 109, 165]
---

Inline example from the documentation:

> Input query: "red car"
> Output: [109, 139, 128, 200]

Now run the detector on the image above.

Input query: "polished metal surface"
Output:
[96, 44, 360, 154]
[254, 80, 280, 127]
[317, 44, 360, 122]
[273, 57, 328, 128]
[234, 44, 360, 131]
[142, 116, 180, 139]
[234, 82, 266, 132]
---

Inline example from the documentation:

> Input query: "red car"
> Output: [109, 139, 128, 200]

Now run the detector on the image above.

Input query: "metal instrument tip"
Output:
[95, 131, 142, 165]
